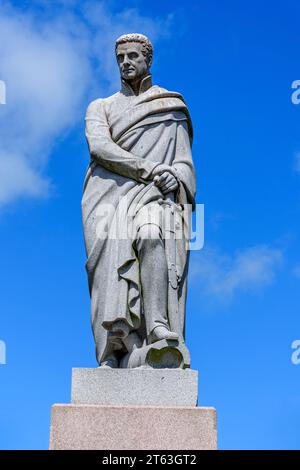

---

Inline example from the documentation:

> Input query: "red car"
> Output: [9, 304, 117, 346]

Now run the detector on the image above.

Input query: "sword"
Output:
[158, 192, 183, 341]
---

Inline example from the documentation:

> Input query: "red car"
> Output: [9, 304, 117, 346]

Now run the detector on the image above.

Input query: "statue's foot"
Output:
[150, 326, 179, 343]
[99, 354, 119, 368]
[99, 361, 114, 369]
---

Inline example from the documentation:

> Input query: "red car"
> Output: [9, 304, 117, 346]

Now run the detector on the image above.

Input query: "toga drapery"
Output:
[82, 76, 196, 364]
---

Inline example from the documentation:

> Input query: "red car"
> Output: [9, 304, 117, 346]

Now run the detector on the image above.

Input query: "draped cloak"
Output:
[82, 77, 196, 364]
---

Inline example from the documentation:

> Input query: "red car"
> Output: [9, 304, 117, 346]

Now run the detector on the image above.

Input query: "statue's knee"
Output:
[136, 224, 162, 251]
[138, 224, 161, 241]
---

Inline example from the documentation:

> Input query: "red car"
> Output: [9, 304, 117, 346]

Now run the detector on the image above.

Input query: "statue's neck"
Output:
[121, 74, 153, 96]
[129, 78, 143, 96]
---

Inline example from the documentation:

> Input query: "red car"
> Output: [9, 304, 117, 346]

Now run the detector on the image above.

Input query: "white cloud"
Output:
[0, 1, 173, 206]
[190, 244, 283, 300]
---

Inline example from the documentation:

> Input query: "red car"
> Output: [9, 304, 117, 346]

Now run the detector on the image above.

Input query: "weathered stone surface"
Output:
[50, 404, 217, 450]
[71, 368, 198, 406]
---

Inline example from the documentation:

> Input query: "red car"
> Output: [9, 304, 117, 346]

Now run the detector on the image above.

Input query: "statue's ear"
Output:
[147, 55, 152, 69]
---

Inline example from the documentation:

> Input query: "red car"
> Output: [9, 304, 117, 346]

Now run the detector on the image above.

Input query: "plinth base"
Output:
[49, 404, 217, 450]
[71, 368, 198, 406]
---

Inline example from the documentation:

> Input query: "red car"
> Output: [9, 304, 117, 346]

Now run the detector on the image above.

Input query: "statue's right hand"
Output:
[154, 172, 178, 194]
[151, 164, 173, 178]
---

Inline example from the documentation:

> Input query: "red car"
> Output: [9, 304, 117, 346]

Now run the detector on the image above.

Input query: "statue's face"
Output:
[116, 42, 149, 82]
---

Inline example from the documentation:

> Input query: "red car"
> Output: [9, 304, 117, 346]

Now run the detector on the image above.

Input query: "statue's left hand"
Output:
[154, 171, 179, 194]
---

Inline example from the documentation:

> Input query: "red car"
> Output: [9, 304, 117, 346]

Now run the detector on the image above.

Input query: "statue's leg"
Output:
[135, 223, 178, 343]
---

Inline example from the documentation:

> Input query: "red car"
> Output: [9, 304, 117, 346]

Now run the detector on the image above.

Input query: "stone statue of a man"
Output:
[82, 33, 196, 369]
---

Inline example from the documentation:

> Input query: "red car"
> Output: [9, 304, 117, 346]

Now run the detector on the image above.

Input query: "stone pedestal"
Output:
[49, 368, 217, 450]
[50, 404, 217, 450]
[71, 368, 198, 406]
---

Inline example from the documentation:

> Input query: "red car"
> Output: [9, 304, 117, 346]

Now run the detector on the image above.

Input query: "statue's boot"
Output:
[99, 353, 119, 368]
[150, 325, 179, 343]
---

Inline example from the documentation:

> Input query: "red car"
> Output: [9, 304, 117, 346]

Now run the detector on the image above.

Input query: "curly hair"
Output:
[115, 33, 153, 65]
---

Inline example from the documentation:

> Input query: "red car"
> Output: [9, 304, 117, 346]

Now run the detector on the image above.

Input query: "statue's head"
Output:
[115, 33, 153, 83]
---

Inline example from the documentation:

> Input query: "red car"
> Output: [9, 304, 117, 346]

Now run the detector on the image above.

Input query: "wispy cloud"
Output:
[190, 244, 283, 300]
[0, 1, 173, 206]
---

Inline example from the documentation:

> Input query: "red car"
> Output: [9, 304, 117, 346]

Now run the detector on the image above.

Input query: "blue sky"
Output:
[0, 0, 300, 450]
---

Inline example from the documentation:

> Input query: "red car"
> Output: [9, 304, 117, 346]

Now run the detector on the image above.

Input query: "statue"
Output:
[82, 33, 196, 369]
